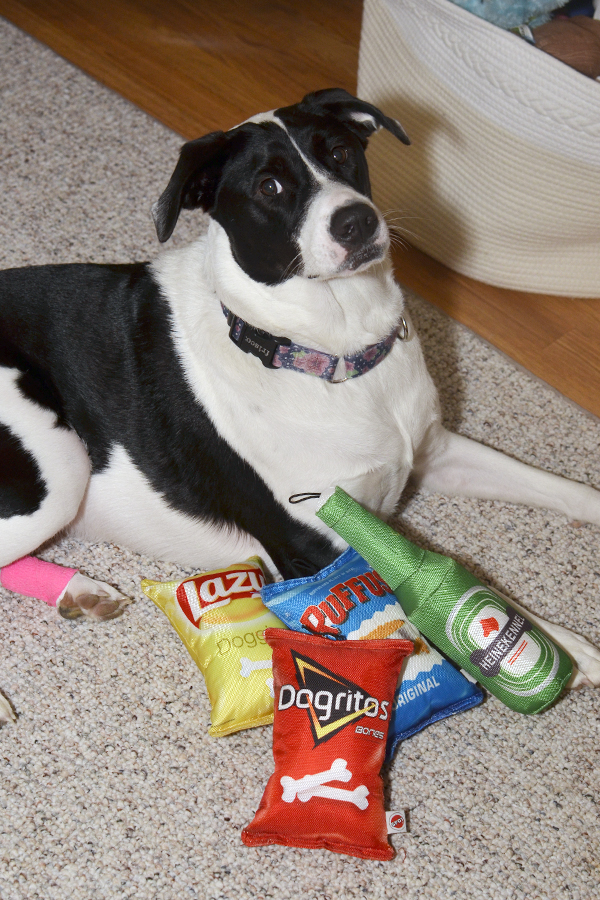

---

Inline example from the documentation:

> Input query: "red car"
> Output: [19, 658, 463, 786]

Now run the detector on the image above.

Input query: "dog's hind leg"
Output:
[414, 428, 600, 526]
[413, 426, 600, 687]
[0, 367, 91, 567]
[0, 367, 129, 620]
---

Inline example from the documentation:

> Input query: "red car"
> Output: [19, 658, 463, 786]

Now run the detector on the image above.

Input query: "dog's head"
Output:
[153, 89, 409, 286]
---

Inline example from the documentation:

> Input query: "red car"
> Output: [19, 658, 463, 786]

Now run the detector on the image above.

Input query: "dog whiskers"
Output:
[281, 251, 303, 282]
[382, 209, 421, 245]
[388, 234, 410, 252]
[386, 226, 414, 252]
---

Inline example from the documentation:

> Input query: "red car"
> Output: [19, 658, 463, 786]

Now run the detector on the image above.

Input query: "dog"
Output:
[1, 88, 599, 704]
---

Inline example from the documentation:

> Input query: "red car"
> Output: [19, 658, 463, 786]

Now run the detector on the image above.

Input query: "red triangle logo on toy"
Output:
[480, 616, 500, 638]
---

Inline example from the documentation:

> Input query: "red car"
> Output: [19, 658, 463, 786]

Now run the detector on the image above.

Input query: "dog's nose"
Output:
[330, 202, 378, 248]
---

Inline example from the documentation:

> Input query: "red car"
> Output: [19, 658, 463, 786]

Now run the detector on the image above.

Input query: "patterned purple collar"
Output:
[222, 304, 408, 383]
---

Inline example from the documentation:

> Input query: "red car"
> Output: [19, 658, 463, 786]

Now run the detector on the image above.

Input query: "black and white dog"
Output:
[1, 89, 599, 691]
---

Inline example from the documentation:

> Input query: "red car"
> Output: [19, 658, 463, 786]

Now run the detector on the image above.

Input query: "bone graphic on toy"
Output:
[280, 758, 352, 802]
[265, 677, 274, 698]
[297, 783, 370, 810]
[239, 657, 272, 678]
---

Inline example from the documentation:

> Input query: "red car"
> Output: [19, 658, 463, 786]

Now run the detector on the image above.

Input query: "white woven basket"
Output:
[358, 0, 600, 296]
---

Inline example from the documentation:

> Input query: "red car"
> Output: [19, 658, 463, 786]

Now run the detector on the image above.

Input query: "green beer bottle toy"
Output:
[317, 487, 573, 714]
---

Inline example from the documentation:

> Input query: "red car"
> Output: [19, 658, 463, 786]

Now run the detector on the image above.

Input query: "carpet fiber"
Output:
[1, 18, 599, 900]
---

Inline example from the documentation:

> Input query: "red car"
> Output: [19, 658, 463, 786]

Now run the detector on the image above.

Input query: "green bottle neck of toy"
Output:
[317, 487, 454, 616]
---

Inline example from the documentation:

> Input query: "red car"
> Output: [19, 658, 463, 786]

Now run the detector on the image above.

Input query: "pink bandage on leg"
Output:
[0, 556, 78, 607]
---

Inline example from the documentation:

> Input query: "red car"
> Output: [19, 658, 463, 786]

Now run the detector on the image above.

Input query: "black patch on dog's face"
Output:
[273, 88, 409, 201]
[274, 106, 373, 200]
[210, 122, 317, 285]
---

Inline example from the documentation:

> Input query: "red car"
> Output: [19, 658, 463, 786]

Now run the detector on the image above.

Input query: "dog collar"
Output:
[222, 304, 408, 383]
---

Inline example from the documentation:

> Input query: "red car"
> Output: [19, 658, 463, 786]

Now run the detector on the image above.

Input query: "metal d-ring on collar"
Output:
[329, 314, 409, 383]
[222, 302, 409, 383]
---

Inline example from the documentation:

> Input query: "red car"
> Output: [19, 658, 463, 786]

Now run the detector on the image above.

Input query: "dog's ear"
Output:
[152, 131, 232, 243]
[299, 88, 410, 147]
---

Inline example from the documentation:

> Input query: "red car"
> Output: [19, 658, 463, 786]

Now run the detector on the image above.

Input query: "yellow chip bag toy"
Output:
[141, 557, 286, 736]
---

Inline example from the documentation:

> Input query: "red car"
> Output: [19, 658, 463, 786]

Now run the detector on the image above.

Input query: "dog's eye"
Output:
[331, 146, 348, 164]
[260, 178, 283, 197]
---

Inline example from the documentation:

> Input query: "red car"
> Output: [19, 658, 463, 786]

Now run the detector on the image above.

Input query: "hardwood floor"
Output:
[1, 0, 599, 418]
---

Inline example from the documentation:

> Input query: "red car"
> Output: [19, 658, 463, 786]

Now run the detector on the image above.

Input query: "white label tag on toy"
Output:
[460, 667, 478, 684]
[386, 810, 407, 834]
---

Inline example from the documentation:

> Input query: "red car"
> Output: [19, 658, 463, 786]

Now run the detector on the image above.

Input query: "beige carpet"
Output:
[1, 17, 599, 900]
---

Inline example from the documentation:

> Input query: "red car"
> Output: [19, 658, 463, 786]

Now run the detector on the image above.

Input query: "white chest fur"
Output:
[151, 228, 441, 537]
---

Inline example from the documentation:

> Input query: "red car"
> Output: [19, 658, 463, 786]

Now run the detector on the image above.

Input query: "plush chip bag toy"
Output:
[242, 629, 413, 859]
[261, 547, 483, 757]
[141, 558, 286, 736]
[262, 547, 405, 640]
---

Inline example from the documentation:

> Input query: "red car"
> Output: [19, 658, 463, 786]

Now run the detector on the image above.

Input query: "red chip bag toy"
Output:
[242, 629, 413, 860]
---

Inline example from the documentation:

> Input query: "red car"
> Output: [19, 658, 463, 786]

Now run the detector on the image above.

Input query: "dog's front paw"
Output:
[57, 573, 132, 622]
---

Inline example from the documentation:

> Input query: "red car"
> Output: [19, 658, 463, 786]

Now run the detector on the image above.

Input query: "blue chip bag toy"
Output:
[262, 547, 404, 641]
[388, 622, 484, 759]
[261, 547, 483, 757]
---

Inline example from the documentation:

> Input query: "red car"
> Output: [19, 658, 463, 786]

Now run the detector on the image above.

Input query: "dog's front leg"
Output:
[1, 557, 131, 621]
[413, 428, 600, 526]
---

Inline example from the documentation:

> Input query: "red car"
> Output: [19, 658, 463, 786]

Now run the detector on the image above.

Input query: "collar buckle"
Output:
[228, 315, 291, 369]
